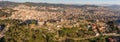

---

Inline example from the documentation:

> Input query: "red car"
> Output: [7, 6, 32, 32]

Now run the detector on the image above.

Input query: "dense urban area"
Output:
[0, 1, 120, 42]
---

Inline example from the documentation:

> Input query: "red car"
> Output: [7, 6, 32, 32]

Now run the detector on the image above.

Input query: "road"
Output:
[0, 25, 10, 38]
[66, 33, 120, 40]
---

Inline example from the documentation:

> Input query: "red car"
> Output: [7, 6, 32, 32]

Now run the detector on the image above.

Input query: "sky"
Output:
[2, 0, 120, 5]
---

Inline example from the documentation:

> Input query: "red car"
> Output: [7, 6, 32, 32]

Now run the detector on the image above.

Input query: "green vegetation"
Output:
[58, 27, 78, 37]
[0, 19, 118, 42]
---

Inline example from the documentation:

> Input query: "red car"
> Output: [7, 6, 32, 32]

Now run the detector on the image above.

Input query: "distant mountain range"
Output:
[0, 1, 120, 8]
[0, 1, 120, 12]
[105, 5, 120, 12]
[107, 5, 120, 8]
[0, 1, 99, 8]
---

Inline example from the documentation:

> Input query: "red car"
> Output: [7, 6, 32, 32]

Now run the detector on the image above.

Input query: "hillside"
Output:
[0, 1, 120, 42]
[0, 1, 120, 21]
[0, 1, 120, 29]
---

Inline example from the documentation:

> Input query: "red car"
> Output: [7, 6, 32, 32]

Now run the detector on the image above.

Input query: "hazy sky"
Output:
[3, 0, 120, 5]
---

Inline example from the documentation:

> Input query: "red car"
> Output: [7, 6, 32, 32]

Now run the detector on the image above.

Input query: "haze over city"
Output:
[2, 0, 120, 5]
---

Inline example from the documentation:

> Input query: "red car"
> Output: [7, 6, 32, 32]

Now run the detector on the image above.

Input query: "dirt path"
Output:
[0, 25, 10, 38]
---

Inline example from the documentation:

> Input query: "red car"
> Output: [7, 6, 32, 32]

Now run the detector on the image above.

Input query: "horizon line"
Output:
[1, 1, 120, 5]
